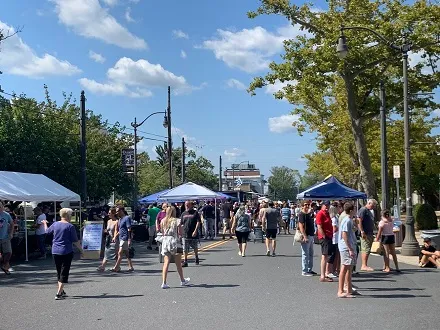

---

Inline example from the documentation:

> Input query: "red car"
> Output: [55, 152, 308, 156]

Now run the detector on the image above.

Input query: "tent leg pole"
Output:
[214, 199, 217, 239]
[24, 203, 28, 262]
[79, 200, 83, 240]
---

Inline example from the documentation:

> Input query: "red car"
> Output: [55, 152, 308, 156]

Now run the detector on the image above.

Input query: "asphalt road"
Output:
[1, 235, 439, 330]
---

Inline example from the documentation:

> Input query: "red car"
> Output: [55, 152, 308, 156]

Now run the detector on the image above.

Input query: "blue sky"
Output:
[0, 0, 321, 178]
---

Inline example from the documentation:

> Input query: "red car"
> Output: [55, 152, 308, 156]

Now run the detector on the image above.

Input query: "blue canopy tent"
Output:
[297, 175, 367, 200]
[138, 189, 171, 204]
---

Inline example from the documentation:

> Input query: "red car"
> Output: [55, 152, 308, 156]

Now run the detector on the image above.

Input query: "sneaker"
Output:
[238, 251, 242, 256]
[272, 252, 276, 257]
[309, 271, 318, 275]
[242, 252, 246, 257]
[326, 273, 337, 279]
[182, 261, 188, 268]
[266, 251, 271, 256]
[161, 283, 170, 289]
[61, 290, 68, 297]
[180, 278, 191, 286]
[8, 267, 14, 273]
[55, 294, 65, 300]
[302, 272, 313, 277]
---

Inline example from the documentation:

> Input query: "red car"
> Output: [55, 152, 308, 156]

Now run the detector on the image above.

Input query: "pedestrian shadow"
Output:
[189, 283, 240, 289]
[361, 287, 425, 292]
[198, 264, 242, 267]
[353, 279, 396, 283]
[359, 293, 431, 299]
[70, 293, 144, 299]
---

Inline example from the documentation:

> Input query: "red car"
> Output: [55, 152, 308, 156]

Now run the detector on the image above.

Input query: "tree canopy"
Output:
[268, 166, 301, 201]
[248, 0, 440, 201]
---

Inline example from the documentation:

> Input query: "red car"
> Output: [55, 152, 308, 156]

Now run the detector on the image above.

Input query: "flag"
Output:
[235, 177, 243, 187]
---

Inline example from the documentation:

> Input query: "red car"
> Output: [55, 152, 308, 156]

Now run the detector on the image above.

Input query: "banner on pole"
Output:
[122, 148, 134, 173]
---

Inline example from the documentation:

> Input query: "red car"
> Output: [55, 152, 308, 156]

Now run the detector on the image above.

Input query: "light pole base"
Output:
[401, 241, 420, 256]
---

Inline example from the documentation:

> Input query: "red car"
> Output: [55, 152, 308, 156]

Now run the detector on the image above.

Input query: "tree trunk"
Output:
[344, 77, 378, 200]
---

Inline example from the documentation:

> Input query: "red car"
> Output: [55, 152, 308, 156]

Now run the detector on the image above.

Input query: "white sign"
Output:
[393, 165, 400, 179]
[82, 221, 103, 251]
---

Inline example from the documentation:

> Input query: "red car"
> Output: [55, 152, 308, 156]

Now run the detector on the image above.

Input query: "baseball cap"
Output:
[320, 201, 330, 206]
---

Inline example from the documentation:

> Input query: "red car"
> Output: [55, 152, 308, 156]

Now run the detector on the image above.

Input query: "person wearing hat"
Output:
[419, 237, 439, 268]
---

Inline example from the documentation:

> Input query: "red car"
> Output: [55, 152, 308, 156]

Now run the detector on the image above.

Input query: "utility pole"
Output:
[181, 137, 186, 183]
[133, 117, 138, 210]
[219, 156, 222, 191]
[80, 91, 87, 204]
[379, 81, 389, 210]
[167, 86, 173, 188]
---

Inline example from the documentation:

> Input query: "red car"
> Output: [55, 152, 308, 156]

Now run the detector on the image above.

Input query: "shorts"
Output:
[0, 238, 12, 255]
[265, 229, 277, 240]
[235, 231, 250, 244]
[119, 240, 129, 251]
[182, 238, 198, 253]
[381, 235, 395, 245]
[321, 238, 335, 255]
[148, 226, 156, 237]
[361, 235, 374, 254]
[340, 250, 356, 266]
[223, 218, 231, 229]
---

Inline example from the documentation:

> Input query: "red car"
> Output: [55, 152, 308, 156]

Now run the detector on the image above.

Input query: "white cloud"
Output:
[408, 50, 438, 75]
[265, 80, 297, 95]
[180, 50, 187, 59]
[129, 0, 140, 3]
[268, 114, 300, 133]
[51, 0, 147, 49]
[202, 24, 307, 73]
[78, 78, 152, 98]
[89, 50, 106, 63]
[226, 78, 246, 90]
[171, 127, 196, 143]
[125, 7, 135, 23]
[0, 21, 81, 77]
[101, 0, 118, 6]
[224, 148, 245, 159]
[36, 9, 45, 16]
[80, 57, 199, 97]
[172, 29, 189, 39]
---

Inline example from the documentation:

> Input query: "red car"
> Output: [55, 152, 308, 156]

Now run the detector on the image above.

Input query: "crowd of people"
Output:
[1, 198, 440, 300]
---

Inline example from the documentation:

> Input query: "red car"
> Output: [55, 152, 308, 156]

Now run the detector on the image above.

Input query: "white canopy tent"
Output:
[0, 171, 81, 261]
[158, 182, 223, 238]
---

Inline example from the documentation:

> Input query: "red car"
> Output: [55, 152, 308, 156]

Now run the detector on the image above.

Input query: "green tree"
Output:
[248, 0, 440, 199]
[268, 166, 301, 201]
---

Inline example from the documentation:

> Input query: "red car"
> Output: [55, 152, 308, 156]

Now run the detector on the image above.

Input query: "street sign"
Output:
[122, 148, 134, 172]
[393, 165, 400, 179]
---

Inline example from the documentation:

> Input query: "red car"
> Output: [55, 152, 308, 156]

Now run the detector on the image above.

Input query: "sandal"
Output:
[96, 266, 105, 272]
[110, 267, 121, 273]
[1, 267, 11, 275]
[127, 268, 134, 272]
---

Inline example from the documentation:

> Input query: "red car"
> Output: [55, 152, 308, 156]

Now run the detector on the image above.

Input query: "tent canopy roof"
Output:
[297, 175, 367, 200]
[0, 171, 80, 202]
[158, 182, 221, 201]
[138, 189, 171, 204]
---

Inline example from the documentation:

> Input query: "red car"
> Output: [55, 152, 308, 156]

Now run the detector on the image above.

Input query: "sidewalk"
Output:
[393, 231, 424, 266]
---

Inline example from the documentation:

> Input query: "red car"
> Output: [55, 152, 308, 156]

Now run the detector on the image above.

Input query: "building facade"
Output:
[222, 163, 265, 194]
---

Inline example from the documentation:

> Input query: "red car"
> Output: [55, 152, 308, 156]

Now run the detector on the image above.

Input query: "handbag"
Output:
[294, 229, 304, 243]
[371, 241, 382, 254]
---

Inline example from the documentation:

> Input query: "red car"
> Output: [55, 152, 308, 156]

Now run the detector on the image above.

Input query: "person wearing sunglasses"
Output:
[298, 201, 317, 276]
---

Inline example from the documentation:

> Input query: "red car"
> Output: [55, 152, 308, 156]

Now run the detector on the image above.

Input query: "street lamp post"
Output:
[379, 81, 389, 210]
[131, 112, 168, 209]
[337, 26, 419, 255]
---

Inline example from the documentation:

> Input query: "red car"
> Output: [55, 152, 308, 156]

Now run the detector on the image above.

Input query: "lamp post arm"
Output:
[133, 111, 166, 128]
[341, 25, 402, 51]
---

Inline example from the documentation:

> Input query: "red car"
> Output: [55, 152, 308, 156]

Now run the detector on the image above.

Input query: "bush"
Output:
[414, 203, 438, 230]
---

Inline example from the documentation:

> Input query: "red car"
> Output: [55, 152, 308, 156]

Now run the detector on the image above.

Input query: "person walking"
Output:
[376, 209, 400, 273]
[281, 202, 291, 235]
[337, 202, 357, 298]
[43, 208, 83, 300]
[357, 199, 377, 271]
[201, 201, 215, 240]
[160, 206, 190, 289]
[221, 198, 234, 240]
[298, 201, 316, 276]
[34, 207, 48, 259]
[231, 203, 252, 257]
[112, 206, 134, 272]
[97, 207, 119, 272]
[262, 202, 280, 257]
[181, 201, 201, 267]
[328, 204, 340, 277]
[0, 202, 14, 275]
[148, 203, 161, 250]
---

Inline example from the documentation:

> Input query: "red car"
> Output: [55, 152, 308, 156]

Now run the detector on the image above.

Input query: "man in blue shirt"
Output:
[0, 202, 14, 275]
[112, 206, 134, 272]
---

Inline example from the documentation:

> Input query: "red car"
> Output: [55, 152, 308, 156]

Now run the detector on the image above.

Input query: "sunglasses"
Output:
[303, 204, 310, 207]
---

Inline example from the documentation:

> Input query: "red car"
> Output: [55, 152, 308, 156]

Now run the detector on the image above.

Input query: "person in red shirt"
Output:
[315, 201, 335, 282]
